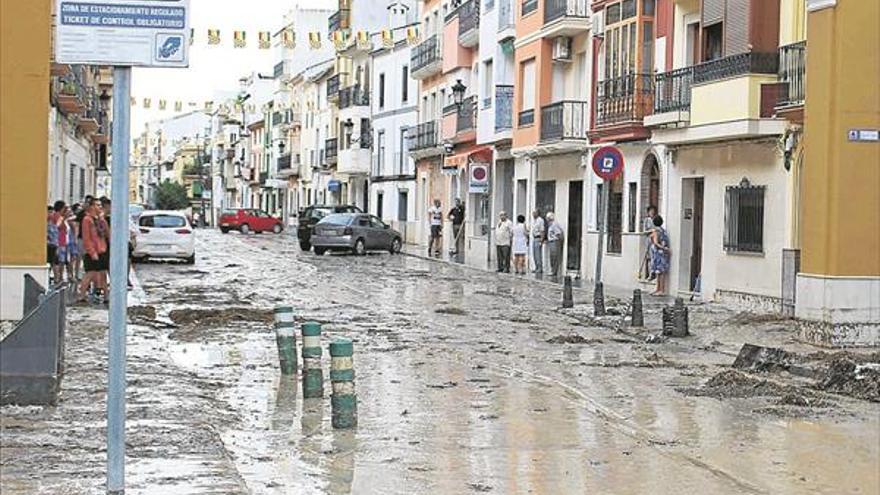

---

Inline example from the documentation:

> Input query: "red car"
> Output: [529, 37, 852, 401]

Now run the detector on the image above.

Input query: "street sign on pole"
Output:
[591, 146, 625, 315]
[54, 2, 189, 492]
[54, 0, 191, 67]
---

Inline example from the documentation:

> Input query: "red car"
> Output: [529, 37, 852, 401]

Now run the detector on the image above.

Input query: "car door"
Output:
[369, 216, 392, 248]
[353, 215, 373, 248]
[256, 210, 272, 231]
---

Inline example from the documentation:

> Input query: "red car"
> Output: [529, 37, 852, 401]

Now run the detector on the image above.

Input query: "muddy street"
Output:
[2, 230, 879, 494]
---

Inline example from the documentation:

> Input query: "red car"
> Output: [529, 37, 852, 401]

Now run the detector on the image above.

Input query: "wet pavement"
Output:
[2, 230, 878, 494]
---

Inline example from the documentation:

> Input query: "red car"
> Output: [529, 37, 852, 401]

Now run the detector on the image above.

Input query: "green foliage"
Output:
[154, 180, 189, 210]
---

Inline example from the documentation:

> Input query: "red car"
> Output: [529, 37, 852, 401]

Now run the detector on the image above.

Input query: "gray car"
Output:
[311, 213, 403, 256]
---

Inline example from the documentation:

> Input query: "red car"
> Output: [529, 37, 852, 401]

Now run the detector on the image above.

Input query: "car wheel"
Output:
[353, 238, 366, 256]
[299, 242, 311, 251]
[220, 227, 229, 234]
[185, 254, 196, 265]
[240, 224, 250, 234]
[390, 238, 401, 254]
[272, 224, 282, 234]
[314, 247, 326, 256]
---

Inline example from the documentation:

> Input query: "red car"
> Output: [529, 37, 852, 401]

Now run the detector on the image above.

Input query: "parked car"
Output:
[311, 213, 402, 256]
[218, 208, 284, 234]
[133, 211, 195, 264]
[297, 204, 362, 251]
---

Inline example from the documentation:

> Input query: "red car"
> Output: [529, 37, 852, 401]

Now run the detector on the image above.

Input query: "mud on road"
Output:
[2, 230, 878, 494]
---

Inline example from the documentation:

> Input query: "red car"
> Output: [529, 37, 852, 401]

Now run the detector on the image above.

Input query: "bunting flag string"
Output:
[167, 25, 420, 50]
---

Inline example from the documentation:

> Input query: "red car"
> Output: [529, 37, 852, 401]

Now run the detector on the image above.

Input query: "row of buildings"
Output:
[122, 0, 878, 346]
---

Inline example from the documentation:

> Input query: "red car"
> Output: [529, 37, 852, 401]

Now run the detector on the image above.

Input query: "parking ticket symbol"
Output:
[156, 34, 184, 62]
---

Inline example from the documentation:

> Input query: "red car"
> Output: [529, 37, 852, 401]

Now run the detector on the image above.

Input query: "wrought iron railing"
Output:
[495, 85, 514, 132]
[456, 96, 476, 133]
[521, 0, 538, 16]
[411, 35, 441, 74]
[540, 101, 588, 141]
[458, 0, 480, 38]
[518, 109, 535, 127]
[407, 120, 439, 151]
[595, 73, 654, 126]
[498, 0, 515, 31]
[271, 111, 284, 125]
[654, 67, 694, 113]
[778, 41, 806, 107]
[693, 52, 778, 85]
[339, 85, 370, 109]
[273, 61, 285, 79]
[277, 153, 292, 171]
[327, 74, 341, 100]
[544, 0, 588, 23]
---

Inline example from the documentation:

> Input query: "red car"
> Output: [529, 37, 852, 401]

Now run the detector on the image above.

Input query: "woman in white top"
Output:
[511, 214, 530, 275]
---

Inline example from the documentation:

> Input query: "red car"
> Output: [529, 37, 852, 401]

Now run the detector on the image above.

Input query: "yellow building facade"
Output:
[1, 0, 53, 320]
[796, 0, 880, 346]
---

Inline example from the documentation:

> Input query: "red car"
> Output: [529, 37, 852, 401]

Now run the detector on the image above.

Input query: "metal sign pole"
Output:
[594, 178, 606, 284]
[107, 66, 131, 494]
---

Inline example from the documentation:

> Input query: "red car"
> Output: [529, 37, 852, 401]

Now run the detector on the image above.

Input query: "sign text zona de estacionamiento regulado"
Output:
[55, 0, 190, 67]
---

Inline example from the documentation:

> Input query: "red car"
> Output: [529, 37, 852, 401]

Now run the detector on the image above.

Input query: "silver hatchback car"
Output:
[311, 213, 403, 256]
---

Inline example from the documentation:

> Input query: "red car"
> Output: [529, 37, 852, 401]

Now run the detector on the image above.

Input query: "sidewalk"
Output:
[401, 242, 676, 305]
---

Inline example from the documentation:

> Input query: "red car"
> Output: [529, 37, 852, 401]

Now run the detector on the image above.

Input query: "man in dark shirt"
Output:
[448, 198, 465, 255]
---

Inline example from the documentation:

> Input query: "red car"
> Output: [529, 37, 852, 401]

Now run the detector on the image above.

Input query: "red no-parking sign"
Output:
[592, 146, 625, 181]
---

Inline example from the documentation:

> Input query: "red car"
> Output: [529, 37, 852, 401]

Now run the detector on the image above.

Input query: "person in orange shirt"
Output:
[77, 199, 108, 303]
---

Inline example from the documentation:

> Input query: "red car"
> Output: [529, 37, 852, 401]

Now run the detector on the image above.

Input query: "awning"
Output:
[443, 146, 493, 169]
[327, 179, 341, 192]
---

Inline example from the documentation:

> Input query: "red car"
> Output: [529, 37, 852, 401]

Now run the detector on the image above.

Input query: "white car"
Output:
[133, 211, 196, 264]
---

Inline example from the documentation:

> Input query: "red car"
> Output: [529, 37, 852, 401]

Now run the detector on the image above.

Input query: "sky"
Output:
[130, 0, 330, 133]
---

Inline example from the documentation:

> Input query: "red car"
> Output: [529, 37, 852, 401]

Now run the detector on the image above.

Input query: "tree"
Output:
[154, 180, 189, 210]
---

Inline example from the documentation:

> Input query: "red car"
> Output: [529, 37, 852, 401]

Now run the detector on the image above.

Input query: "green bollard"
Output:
[274, 307, 297, 376]
[329, 338, 357, 429]
[301, 322, 324, 398]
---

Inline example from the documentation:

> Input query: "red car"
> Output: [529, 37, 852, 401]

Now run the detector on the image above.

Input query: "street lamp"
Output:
[277, 139, 286, 155]
[451, 79, 467, 109]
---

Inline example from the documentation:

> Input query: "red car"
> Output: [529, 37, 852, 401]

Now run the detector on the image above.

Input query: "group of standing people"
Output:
[46, 195, 120, 304]
[494, 210, 565, 277]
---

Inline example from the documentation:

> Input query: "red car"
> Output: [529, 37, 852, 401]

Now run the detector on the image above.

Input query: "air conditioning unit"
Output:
[552, 37, 573, 63]
[592, 11, 605, 37]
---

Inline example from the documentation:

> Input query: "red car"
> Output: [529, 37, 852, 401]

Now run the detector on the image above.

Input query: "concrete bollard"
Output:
[274, 307, 297, 376]
[631, 289, 644, 327]
[301, 322, 324, 398]
[329, 339, 357, 429]
[593, 282, 606, 316]
[662, 298, 689, 337]
[562, 276, 574, 308]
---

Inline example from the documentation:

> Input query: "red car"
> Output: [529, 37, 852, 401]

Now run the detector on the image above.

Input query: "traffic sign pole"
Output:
[591, 146, 625, 316]
[107, 66, 131, 494]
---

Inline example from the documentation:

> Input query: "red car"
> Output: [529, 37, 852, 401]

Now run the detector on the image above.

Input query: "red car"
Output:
[219, 208, 284, 234]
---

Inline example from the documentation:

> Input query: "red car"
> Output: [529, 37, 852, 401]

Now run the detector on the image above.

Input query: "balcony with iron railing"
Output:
[595, 73, 654, 127]
[544, 0, 589, 25]
[456, 96, 476, 133]
[540, 101, 588, 142]
[495, 85, 514, 133]
[327, 74, 341, 101]
[407, 120, 441, 157]
[777, 41, 806, 108]
[411, 35, 442, 79]
[277, 153, 293, 171]
[325, 138, 338, 164]
[692, 52, 778, 85]
[458, 0, 480, 48]
[645, 67, 693, 127]
[55, 66, 88, 115]
[338, 85, 370, 109]
[76, 90, 101, 134]
[329, 9, 350, 35]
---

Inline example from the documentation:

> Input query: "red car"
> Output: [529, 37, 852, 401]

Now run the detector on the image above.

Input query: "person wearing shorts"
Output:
[77, 199, 107, 302]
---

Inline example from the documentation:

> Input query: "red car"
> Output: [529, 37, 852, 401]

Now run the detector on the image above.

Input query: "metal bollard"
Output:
[562, 276, 574, 308]
[301, 322, 324, 398]
[329, 338, 357, 429]
[593, 282, 606, 316]
[274, 307, 297, 376]
[631, 289, 644, 327]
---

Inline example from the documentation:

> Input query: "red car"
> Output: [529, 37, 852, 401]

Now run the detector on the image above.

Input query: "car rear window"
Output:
[140, 215, 186, 228]
[318, 213, 354, 225]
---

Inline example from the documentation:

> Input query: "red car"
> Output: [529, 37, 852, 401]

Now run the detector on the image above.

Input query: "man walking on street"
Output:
[546, 212, 564, 277]
[448, 198, 465, 255]
[495, 211, 513, 273]
[427, 199, 443, 257]
[530, 210, 545, 274]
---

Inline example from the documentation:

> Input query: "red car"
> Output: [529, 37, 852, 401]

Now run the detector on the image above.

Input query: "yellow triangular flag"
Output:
[207, 29, 220, 45]
[282, 29, 295, 49]
[381, 29, 393, 49]
[233, 31, 246, 48]
[309, 32, 321, 49]
[258, 31, 271, 49]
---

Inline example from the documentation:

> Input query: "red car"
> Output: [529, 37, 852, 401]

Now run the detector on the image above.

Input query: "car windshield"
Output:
[140, 215, 186, 228]
[318, 213, 354, 226]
